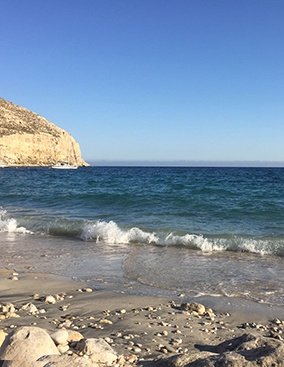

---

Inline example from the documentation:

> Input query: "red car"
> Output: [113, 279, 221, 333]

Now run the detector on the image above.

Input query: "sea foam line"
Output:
[80, 220, 280, 256]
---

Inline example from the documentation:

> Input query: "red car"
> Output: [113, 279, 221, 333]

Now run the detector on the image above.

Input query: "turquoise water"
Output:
[0, 167, 283, 304]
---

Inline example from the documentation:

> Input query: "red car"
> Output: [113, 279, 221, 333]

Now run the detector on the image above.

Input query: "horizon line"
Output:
[87, 160, 284, 167]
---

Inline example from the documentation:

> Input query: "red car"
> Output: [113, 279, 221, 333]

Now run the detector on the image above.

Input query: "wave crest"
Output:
[80, 220, 284, 257]
[79, 220, 283, 257]
[0, 209, 32, 234]
[81, 220, 158, 244]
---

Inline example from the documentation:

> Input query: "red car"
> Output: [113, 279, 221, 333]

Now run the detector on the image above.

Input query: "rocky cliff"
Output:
[0, 98, 88, 167]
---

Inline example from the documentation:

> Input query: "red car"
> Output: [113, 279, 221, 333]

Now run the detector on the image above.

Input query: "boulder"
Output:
[152, 333, 284, 367]
[0, 326, 60, 367]
[76, 338, 117, 365]
[50, 330, 69, 346]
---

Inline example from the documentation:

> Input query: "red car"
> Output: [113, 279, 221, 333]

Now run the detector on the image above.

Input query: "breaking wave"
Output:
[0, 209, 33, 234]
[1, 209, 283, 257]
[80, 220, 284, 257]
[81, 220, 158, 244]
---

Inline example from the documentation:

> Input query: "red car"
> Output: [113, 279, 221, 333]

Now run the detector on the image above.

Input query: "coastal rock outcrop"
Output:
[0, 98, 88, 167]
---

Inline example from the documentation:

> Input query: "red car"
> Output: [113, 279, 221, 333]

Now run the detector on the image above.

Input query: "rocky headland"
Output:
[0, 98, 88, 167]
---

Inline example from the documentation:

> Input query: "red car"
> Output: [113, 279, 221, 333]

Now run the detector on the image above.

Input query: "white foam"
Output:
[0, 209, 33, 234]
[80, 219, 281, 257]
[81, 220, 158, 244]
[163, 233, 226, 252]
[238, 239, 269, 256]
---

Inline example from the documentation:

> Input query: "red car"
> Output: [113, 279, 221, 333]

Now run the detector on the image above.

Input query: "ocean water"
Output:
[0, 167, 283, 305]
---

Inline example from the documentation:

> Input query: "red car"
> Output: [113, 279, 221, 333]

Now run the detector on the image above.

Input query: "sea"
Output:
[0, 166, 283, 307]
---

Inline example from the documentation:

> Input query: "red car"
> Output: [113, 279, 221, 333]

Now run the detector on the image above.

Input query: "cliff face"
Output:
[0, 98, 88, 166]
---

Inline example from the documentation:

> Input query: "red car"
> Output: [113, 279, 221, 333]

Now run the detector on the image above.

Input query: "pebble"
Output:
[82, 288, 93, 293]
[59, 304, 70, 311]
[133, 347, 142, 353]
[9, 276, 18, 281]
[21, 303, 38, 314]
[45, 295, 57, 304]
[67, 330, 84, 343]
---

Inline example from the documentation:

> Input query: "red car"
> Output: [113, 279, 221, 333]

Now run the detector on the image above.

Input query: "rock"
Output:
[9, 276, 19, 281]
[1, 304, 16, 314]
[0, 330, 7, 347]
[45, 295, 57, 304]
[67, 330, 84, 343]
[51, 330, 69, 346]
[35, 354, 95, 367]
[57, 343, 69, 354]
[5, 312, 19, 319]
[21, 303, 38, 314]
[59, 319, 72, 328]
[180, 303, 206, 315]
[0, 326, 60, 367]
[32, 294, 41, 300]
[0, 98, 88, 167]
[82, 288, 93, 293]
[76, 338, 117, 365]
[152, 333, 284, 367]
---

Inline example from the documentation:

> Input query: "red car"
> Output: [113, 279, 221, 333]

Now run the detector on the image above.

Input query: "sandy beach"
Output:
[1, 267, 284, 366]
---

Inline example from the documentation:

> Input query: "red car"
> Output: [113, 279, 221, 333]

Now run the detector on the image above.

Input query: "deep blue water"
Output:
[0, 166, 284, 256]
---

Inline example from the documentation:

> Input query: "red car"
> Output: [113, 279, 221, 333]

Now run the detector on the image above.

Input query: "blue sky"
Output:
[1, 0, 284, 163]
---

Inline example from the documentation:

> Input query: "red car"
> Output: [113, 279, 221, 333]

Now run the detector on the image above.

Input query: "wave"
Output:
[81, 220, 158, 244]
[80, 220, 284, 257]
[1, 210, 283, 257]
[0, 209, 33, 234]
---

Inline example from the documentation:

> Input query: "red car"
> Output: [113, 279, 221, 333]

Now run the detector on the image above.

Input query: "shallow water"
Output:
[0, 166, 283, 305]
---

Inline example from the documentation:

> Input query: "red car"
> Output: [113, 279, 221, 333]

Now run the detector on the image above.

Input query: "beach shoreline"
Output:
[1, 266, 284, 366]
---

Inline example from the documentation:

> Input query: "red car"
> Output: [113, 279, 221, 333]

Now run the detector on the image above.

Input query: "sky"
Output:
[1, 0, 284, 164]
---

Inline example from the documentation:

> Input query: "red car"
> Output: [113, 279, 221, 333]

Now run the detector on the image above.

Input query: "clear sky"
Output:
[1, 0, 284, 163]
